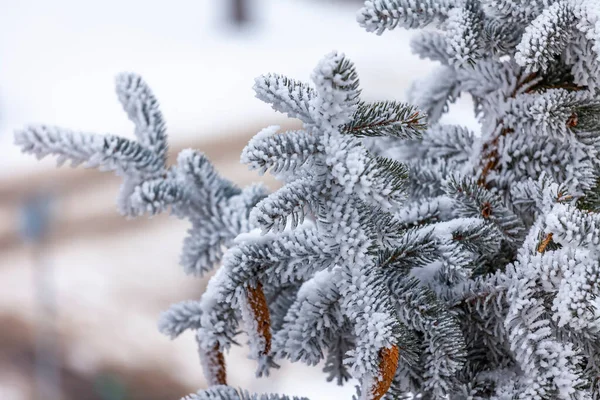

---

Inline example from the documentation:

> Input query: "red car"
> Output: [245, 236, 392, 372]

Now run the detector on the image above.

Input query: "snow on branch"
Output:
[115, 72, 168, 162]
[241, 126, 320, 175]
[253, 74, 316, 123]
[342, 101, 425, 139]
[15, 125, 164, 176]
[357, 0, 457, 34]
[158, 300, 204, 339]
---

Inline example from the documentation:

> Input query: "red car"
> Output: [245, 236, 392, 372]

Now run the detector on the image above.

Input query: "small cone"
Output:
[370, 344, 400, 400]
[200, 343, 227, 386]
[246, 282, 272, 355]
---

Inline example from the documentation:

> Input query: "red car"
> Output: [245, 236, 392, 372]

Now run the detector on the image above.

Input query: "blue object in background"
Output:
[19, 192, 55, 243]
[19, 191, 62, 400]
[95, 373, 127, 400]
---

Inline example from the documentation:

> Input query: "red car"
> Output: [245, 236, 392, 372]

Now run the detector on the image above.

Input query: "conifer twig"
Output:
[478, 72, 537, 187]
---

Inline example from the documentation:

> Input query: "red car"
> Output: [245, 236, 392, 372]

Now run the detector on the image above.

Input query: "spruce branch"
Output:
[250, 177, 319, 233]
[446, 0, 484, 67]
[183, 386, 310, 400]
[476, 71, 538, 188]
[253, 74, 316, 123]
[411, 31, 451, 65]
[241, 126, 320, 175]
[515, 1, 576, 73]
[444, 176, 524, 241]
[158, 300, 204, 339]
[15, 125, 164, 176]
[115, 72, 168, 162]
[342, 101, 426, 139]
[357, 0, 456, 33]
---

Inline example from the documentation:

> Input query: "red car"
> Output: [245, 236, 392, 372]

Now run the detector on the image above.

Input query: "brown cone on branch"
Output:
[199, 342, 227, 386]
[246, 281, 272, 356]
[370, 344, 400, 400]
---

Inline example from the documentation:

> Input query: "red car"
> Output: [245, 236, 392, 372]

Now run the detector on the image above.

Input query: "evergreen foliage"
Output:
[14, 1, 600, 399]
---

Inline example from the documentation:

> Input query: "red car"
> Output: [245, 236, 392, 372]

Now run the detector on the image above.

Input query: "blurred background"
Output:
[0, 1, 474, 399]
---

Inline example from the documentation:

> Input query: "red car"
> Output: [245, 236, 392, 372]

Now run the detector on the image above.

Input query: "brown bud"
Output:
[481, 202, 492, 218]
[567, 112, 578, 128]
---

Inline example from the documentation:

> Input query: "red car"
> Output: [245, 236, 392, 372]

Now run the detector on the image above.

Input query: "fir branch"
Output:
[241, 127, 320, 176]
[250, 178, 319, 233]
[405, 161, 449, 200]
[482, 18, 523, 56]
[158, 300, 204, 339]
[310, 51, 361, 129]
[323, 327, 354, 385]
[515, 1, 576, 73]
[266, 285, 299, 333]
[130, 175, 184, 216]
[184, 386, 310, 400]
[358, 0, 456, 33]
[377, 229, 441, 272]
[421, 125, 474, 164]
[445, 176, 524, 241]
[450, 221, 501, 253]
[115, 72, 168, 163]
[253, 74, 316, 123]
[177, 149, 242, 203]
[15, 125, 164, 176]
[179, 223, 227, 276]
[391, 279, 467, 397]
[275, 269, 344, 366]
[342, 101, 425, 139]
[411, 31, 451, 65]
[368, 156, 409, 199]
[222, 228, 334, 293]
[577, 179, 600, 212]
[476, 70, 539, 187]
[408, 66, 459, 123]
[446, 0, 484, 67]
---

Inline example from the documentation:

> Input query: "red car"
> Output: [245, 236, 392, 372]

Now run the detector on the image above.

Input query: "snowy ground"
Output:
[0, 1, 476, 399]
